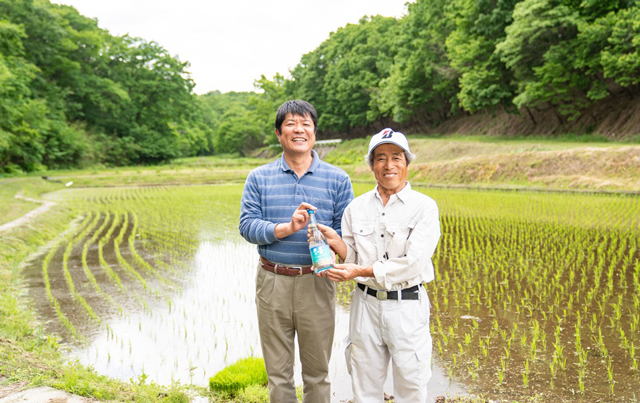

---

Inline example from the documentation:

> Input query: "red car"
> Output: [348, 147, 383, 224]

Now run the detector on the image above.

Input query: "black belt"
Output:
[357, 283, 421, 301]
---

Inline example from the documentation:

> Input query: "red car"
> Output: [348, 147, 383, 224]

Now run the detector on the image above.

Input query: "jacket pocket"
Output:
[344, 338, 353, 376]
[385, 223, 413, 259]
[352, 220, 377, 261]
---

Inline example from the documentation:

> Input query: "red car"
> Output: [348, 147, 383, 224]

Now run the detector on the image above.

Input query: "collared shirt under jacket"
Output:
[342, 182, 441, 291]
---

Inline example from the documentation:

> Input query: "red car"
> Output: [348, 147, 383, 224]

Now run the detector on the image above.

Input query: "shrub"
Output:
[237, 384, 269, 403]
[209, 357, 267, 395]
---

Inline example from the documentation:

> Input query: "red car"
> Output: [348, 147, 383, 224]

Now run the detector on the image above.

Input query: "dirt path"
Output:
[0, 385, 96, 402]
[0, 193, 56, 234]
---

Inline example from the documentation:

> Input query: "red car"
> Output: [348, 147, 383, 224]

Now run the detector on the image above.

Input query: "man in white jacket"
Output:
[316, 128, 441, 402]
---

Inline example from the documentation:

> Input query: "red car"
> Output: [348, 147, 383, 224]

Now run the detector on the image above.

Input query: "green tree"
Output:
[1, 0, 97, 171]
[213, 107, 263, 156]
[200, 91, 254, 153]
[289, 42, 331, 125]
[0, 20, 46, 172]
[445, 0, 519, 113]
[290, 16, 399, 131]
[376, 0, 457, 123]
[496, 0, 638, 120]
[251, 73, 289, 145]
[600, 6, 640, 88]
[96, 36, 199, 163]
[495, 0, 586, 118]
[1, 0, 207, 169]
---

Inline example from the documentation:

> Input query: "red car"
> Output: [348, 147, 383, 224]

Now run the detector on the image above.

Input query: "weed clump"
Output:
[209, 357, 267, 395]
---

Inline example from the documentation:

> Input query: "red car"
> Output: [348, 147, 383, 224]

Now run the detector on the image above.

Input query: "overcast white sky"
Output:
[53, 0, 410, 94]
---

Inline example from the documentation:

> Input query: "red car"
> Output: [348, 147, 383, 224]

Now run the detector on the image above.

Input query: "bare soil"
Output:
[0, 386, 95, 402]
[322, 87, 640, 143]
[408, 89, 640, 140]
[409, 145, 640, 192]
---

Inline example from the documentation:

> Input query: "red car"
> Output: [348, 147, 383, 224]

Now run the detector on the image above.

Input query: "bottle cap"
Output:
[307, 209, 314, 215]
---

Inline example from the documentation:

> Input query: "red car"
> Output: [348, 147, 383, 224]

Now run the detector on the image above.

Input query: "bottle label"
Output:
[310, 245, 333, 272]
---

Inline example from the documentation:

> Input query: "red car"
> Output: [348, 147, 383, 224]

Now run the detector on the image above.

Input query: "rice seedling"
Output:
[209, 357, 267, 395]
[21, 183, 640, 399]
[425, 187, 640, 400]
[496, 367, 505, 385]
[522, 360, 529, 388]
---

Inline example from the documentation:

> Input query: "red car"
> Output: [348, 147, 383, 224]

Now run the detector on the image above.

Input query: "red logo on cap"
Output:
[381, 129, 394, 139]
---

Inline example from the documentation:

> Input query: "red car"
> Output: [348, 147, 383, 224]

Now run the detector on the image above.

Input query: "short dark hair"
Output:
[275, 100, 317, 134]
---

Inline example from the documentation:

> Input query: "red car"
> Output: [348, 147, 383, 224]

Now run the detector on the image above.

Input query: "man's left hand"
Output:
[325, 263, 370, 282]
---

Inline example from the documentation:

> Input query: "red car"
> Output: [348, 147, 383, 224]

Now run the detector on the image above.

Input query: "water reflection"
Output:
[71, 239, 259, 385]
[21, 185, 640, 401]
[23, 184, 465, 401]
[67, 236, 464, 400]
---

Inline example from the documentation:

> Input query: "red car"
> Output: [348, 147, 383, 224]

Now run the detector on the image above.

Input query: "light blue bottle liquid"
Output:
[307, 209, 334, 273]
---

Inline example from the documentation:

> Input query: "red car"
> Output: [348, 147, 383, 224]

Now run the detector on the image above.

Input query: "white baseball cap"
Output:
[367, 128, 411, 157]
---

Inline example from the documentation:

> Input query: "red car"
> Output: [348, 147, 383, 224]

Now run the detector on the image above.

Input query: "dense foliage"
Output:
[3, 0, 640, 171]
[289, 0, 640, 127]
[0, 0, 213, 172]
[207, 0, 640, 152]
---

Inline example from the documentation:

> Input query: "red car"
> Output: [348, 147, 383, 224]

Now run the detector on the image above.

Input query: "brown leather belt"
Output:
[260, 257, 313, 276]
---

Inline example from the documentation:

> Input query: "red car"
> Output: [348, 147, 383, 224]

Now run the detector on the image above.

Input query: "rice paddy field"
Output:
[17, 181, 640, 402]
[430, 188, 640, 401]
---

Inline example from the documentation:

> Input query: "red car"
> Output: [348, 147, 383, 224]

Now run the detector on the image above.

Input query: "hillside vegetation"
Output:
[325, 136, 640, 192]
[2, 135, 638, 227]
[4, 0, 640, 173]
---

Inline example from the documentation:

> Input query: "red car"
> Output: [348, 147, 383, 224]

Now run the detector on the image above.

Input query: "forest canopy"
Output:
[1, 0, 213, 172]
[2, 0, 640, 173]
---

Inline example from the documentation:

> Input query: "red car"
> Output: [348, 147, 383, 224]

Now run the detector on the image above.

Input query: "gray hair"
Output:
[365, 150, 415, 168]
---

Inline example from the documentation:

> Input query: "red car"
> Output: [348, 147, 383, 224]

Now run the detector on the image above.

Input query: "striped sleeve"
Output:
[332, 173, 354, 237]
[239, 169, 278, 245]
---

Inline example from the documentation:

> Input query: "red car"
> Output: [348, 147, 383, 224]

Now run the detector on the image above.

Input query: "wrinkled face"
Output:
[371, 143, 409, 194]
[276, 113, 315, 157]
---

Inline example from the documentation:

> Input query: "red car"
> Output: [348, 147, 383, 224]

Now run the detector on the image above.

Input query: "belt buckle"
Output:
[291, 266, 303, 276]
[376, 290, 388, 300]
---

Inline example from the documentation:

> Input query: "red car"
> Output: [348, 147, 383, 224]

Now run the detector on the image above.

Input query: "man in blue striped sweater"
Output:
[239, 100, 354, 402]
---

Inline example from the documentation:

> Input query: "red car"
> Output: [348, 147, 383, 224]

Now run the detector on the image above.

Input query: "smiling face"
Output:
[371, 143, 409, 195]
[276, 113, 316, 158]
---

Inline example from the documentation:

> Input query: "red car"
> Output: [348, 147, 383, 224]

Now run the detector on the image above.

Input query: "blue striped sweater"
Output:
[239, 150, 354, 266]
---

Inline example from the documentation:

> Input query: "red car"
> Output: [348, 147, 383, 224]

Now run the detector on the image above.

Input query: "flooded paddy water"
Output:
[23, 183, 640, 401]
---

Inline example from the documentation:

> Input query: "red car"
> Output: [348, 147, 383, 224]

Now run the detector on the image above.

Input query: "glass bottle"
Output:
[307, 209, 334, 273]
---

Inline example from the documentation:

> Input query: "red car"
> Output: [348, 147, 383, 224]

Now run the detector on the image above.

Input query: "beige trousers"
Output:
[345, 285, 432, 403]
[255, 263, 336, 403]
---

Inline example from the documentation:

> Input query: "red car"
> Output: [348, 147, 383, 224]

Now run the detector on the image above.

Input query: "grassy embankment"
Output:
[325, 134, 640, 193]
[0, 198, 200, 401]
[0, 158, 272, 401]
[1, 134, 639, 402]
